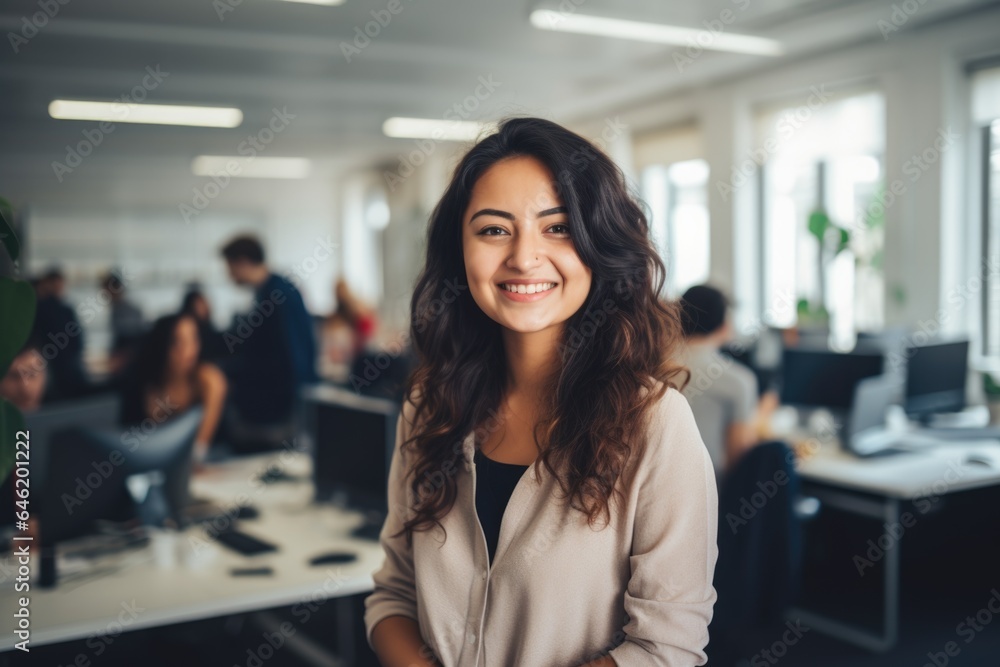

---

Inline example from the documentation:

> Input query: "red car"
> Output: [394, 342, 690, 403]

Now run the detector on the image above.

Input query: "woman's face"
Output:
[462, 156, 592, 335]
[170, 316, 201, 374]
[191, 295, 210, 322]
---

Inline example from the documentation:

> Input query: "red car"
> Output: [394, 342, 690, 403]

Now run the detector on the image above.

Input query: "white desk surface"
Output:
[0, 452, 385, 651]
[795, 437, 1000, 499]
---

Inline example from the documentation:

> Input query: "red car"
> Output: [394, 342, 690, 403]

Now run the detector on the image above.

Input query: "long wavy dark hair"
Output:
[398, 117, 688, 542]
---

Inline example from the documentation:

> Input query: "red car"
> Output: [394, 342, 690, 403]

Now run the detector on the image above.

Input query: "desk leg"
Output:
[789, 491, 900, 652]
[335, 596, 356, 665]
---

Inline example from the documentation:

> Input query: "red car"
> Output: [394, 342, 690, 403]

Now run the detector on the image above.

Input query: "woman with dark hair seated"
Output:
[365, 117, 718, 667]
[120, 313, 227, 466]
[180, 285, 227, 362]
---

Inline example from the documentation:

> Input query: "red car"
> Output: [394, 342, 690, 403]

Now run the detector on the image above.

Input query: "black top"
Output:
[473, 448, 530, 565]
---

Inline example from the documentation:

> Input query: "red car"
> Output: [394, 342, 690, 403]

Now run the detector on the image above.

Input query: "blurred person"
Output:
[219, 235, 317, 443]
[120, 313, 227, 466]
[0, 340, 47, 536]
[365, 118, 717, 666]
[102, 270, 146, 377]
[30, 267, 90, 401]
[0, 339, 47, 413]
[321, 277, 378, 380]
[334, 276, 378, 354]
[181, 285, 226, 361]
[676, 284, 779, 480]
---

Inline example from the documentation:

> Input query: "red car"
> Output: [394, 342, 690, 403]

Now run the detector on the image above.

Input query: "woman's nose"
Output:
[507, 233, 542, 271]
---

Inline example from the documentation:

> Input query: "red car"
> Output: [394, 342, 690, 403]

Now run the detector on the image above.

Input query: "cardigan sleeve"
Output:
[363, 402, 420, 648]
[608, 389, 719, 666]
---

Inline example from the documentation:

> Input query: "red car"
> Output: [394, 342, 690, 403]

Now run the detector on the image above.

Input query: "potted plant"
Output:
[797, 208, 850, 332]
[984, 371, 1000, 426]
[0, 197, 37, 484]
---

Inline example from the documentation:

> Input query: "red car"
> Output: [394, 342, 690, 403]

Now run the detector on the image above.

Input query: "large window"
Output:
[634, 124, 710, 297]
[985, 120, 1000, 360]
[756, 90, 886, 345]
[640, 160, 710, 296]
[974, 66, 1000, 362]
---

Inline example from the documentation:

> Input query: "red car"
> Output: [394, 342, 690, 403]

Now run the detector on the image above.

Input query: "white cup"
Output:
[148, 527, 178, 568]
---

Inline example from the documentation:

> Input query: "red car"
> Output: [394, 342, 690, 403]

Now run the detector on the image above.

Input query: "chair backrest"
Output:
[714, 440, 803, 630]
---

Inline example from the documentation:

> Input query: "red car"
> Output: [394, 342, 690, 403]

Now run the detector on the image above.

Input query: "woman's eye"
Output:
[548, 224, 570, 235]
[477, 226, 507, 236]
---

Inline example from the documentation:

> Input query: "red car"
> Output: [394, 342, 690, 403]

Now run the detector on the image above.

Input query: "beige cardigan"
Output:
[364, 384, 719, 666]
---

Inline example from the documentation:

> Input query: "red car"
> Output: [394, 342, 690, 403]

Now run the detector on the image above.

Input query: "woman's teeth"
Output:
[500, 282, 556, 294]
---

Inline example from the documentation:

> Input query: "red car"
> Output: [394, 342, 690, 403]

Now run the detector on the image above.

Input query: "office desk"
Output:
[0, 452, 384, 654]
[792, 437, 1000, 652]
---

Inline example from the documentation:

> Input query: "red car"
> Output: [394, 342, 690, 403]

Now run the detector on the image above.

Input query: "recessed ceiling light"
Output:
[191, 155, 312, 179]
[529, 9, 784, 57]
[382, 117, 491, 142]
[49, 100, 243, 128]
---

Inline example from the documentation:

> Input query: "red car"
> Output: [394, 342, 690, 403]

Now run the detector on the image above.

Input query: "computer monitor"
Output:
[904, 339, 969, 420]
[37, 406, 203, 543]
[845, 374, 904, 456]
[779, 348, 885, 410]
[24, 393, 121, 495]
[303, 384, 399, 514]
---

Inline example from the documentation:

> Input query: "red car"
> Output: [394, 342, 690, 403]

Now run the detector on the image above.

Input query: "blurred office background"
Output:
[1, 0, 1000, 665]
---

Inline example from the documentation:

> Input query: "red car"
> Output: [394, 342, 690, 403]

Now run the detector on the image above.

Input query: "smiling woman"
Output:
[365, 117, 718, 667]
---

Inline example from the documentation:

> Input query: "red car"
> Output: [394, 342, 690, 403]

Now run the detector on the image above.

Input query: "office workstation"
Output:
[2, 1, 1000, 666]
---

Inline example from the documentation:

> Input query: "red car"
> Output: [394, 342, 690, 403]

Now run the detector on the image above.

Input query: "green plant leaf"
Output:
[0, 278, 36, 375]
[984, 372, 1000, 397]
[839, 227, 850, 251]
[0, 198, 18, 265]
[0, 398, 24, 484]
[807, 210, 829, 242]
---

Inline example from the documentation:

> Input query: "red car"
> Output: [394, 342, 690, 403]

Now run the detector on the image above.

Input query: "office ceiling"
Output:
[0, 0, 996, 209]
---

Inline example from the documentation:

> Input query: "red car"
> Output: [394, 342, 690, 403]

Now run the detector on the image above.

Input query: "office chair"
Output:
[707, 440, 806, 666]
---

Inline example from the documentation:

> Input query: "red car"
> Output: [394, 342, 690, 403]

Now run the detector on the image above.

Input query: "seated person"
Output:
[31, 268, 90, 401]
[180, 285, 227, 362]
[0, 340, 47, 534]
[0, 339, 47, 414]
[120, 314, 227, 466]
[676, 285, 778, 479]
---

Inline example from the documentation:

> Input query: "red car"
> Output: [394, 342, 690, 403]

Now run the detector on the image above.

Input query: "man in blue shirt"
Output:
[220, 235, 317, 443]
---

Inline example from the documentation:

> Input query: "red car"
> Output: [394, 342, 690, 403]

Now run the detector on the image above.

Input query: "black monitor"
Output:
[303, 385, 399, 516]
[779, 348, 884, 410]
[38, 406, 203, 542]
[904, 339, 969, 420]
[24, 393, 121, 494]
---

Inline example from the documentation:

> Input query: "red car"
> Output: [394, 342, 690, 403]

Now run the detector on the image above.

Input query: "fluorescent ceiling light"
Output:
[529, 9, 784, 57]
[49, 100, 243, 128]
[191, 155, 312, 179]
[382, 117, 492, 142]
[279, 0, 345, 5]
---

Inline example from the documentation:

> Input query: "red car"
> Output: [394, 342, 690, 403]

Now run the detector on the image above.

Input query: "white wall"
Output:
[582, 6, 1000, 359]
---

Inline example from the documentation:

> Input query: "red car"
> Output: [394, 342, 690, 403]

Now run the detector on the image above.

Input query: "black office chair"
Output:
[706, 440, 805, 666]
